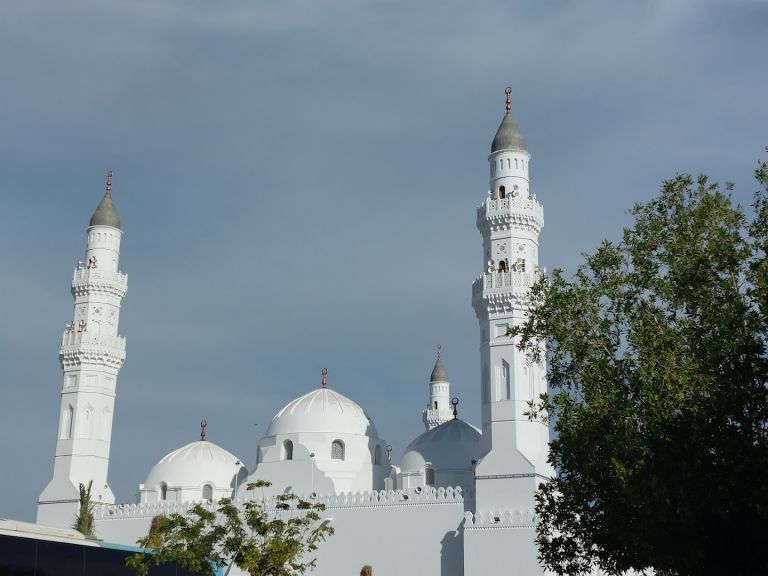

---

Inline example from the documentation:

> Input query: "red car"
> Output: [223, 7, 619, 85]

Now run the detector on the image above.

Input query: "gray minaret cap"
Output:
[491, 112, 527, 153]
[89, 172, 121, 229]
[491, 87, 527, 153]
[430, 348, 449, 383]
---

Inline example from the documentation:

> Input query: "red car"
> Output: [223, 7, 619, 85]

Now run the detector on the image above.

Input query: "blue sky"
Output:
[0, 0, 765, 521]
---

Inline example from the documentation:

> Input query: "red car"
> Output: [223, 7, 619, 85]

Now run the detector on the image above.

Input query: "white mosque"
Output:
[34, 89, 552, 576]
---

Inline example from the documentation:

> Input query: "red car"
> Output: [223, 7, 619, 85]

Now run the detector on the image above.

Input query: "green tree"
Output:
[512, 160, 768, 576]
[145, 514, 169, 548]
[127, 481, 334, 576]
[73, 480, 96, 538]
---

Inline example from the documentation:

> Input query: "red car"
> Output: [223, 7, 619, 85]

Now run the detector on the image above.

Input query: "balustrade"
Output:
[60, 330, 126, 352]
[480, 196, 544, 221]
[472, 270, 541, 294]
[71, 268, 127, 289]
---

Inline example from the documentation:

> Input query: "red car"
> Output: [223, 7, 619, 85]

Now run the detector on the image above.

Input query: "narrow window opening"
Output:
[202, 484, 213, 501]
[159, 482, 168, 501]
[331, 440, 345, 460]
[498, 186, 506, 199]
[497, 260, 508, 273]
[425, 468, 435, 486]
[61, 405, 74, 439]
[283, 439, 293, 461]
[433, 400, 438, 409]
[503, 359, 511, 400]
[527, 360, 535, 401]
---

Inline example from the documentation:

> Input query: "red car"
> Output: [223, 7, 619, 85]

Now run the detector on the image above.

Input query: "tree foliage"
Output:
[513, 159, 768, 576]
[127, 481, 334, 576]
[73, 480, 96, 538]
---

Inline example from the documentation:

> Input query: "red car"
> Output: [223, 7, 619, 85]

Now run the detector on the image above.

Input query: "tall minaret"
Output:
[37, 172, 127, 527]
[471, 89, 552, 512]
[422, 346, 453, 430]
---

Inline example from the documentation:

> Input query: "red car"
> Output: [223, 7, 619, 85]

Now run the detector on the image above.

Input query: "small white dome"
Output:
[143, 440, 246, 492]
[400, 418, 481, 474]
[267, 387, 378, 437]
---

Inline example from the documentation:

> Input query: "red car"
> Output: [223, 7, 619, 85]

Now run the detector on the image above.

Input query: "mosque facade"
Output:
[35, 91, 551, 576]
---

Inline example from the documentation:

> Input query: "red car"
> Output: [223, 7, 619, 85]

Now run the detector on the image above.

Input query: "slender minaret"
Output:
[37, 172, 127, 527]
[471, 89, 552, 512]
[422, 346, 453, 430]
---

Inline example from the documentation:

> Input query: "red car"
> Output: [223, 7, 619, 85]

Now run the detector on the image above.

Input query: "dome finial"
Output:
[430, 347, 449, 383]
[89, 171, 122, 229]
[200, 419, 207, 441]
[321, 367, 328, 388]
[451, 397, 459, 419]
[491, 88, 527, 153]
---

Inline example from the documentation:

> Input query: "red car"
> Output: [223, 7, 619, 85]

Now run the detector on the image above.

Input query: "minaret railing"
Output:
[60, 331, 127, 351]
[471, 269, 542, 295]
[71, 268, 128, 296]
[480, 196, 544, 220]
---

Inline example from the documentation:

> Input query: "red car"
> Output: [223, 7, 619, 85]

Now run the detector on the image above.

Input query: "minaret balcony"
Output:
[60, 331, 127, 367]
[472, 269, 541, 296]
[476, 196, 544, 233]
[71, 268, 128, 298]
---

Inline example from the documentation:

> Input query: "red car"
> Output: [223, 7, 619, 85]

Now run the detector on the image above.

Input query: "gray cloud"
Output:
[0, 0, 765, 521]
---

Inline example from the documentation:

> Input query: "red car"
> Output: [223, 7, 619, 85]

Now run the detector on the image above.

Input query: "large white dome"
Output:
[141, 440, 247, 502]
[267, 387, 378, 437]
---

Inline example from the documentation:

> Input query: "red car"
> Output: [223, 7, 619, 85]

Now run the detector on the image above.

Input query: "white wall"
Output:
[95, 487, 467, 576]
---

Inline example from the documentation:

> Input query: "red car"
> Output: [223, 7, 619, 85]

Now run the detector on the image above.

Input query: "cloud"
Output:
[0, 0, 765, 521]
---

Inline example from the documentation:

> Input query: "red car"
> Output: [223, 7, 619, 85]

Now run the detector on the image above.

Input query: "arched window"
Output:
[331, 440, 345, 461]
[425, 467, 435, 486]
[497, 260, 507, 273]
[202, 484, 213, 501]
[374, 445, 382, 465]
[79, 405, 94, 439]
[159, 482, 168, 501]
[67, 405, 74, 438]
[61, 405, 74, 439]
[498, 186, 506, 199]
[283, 440, 293, 461]
[101, 407, 112, 441]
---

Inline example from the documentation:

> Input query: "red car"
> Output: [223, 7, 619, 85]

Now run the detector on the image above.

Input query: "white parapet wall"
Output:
[95, 487, 468, 576]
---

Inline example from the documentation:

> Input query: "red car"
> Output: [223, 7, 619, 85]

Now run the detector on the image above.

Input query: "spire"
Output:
[321, 367, 328, 388]
[89, 171, 122, 229]
[430, 345, 449, 383]
[491, 87, 527, 153]
[200, 420, 207, 441]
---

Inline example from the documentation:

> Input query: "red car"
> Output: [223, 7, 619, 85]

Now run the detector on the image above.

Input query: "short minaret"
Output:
[470, 89, 552, 513]
[422, 346, 453, 430]
[37, 172, 127, 528]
